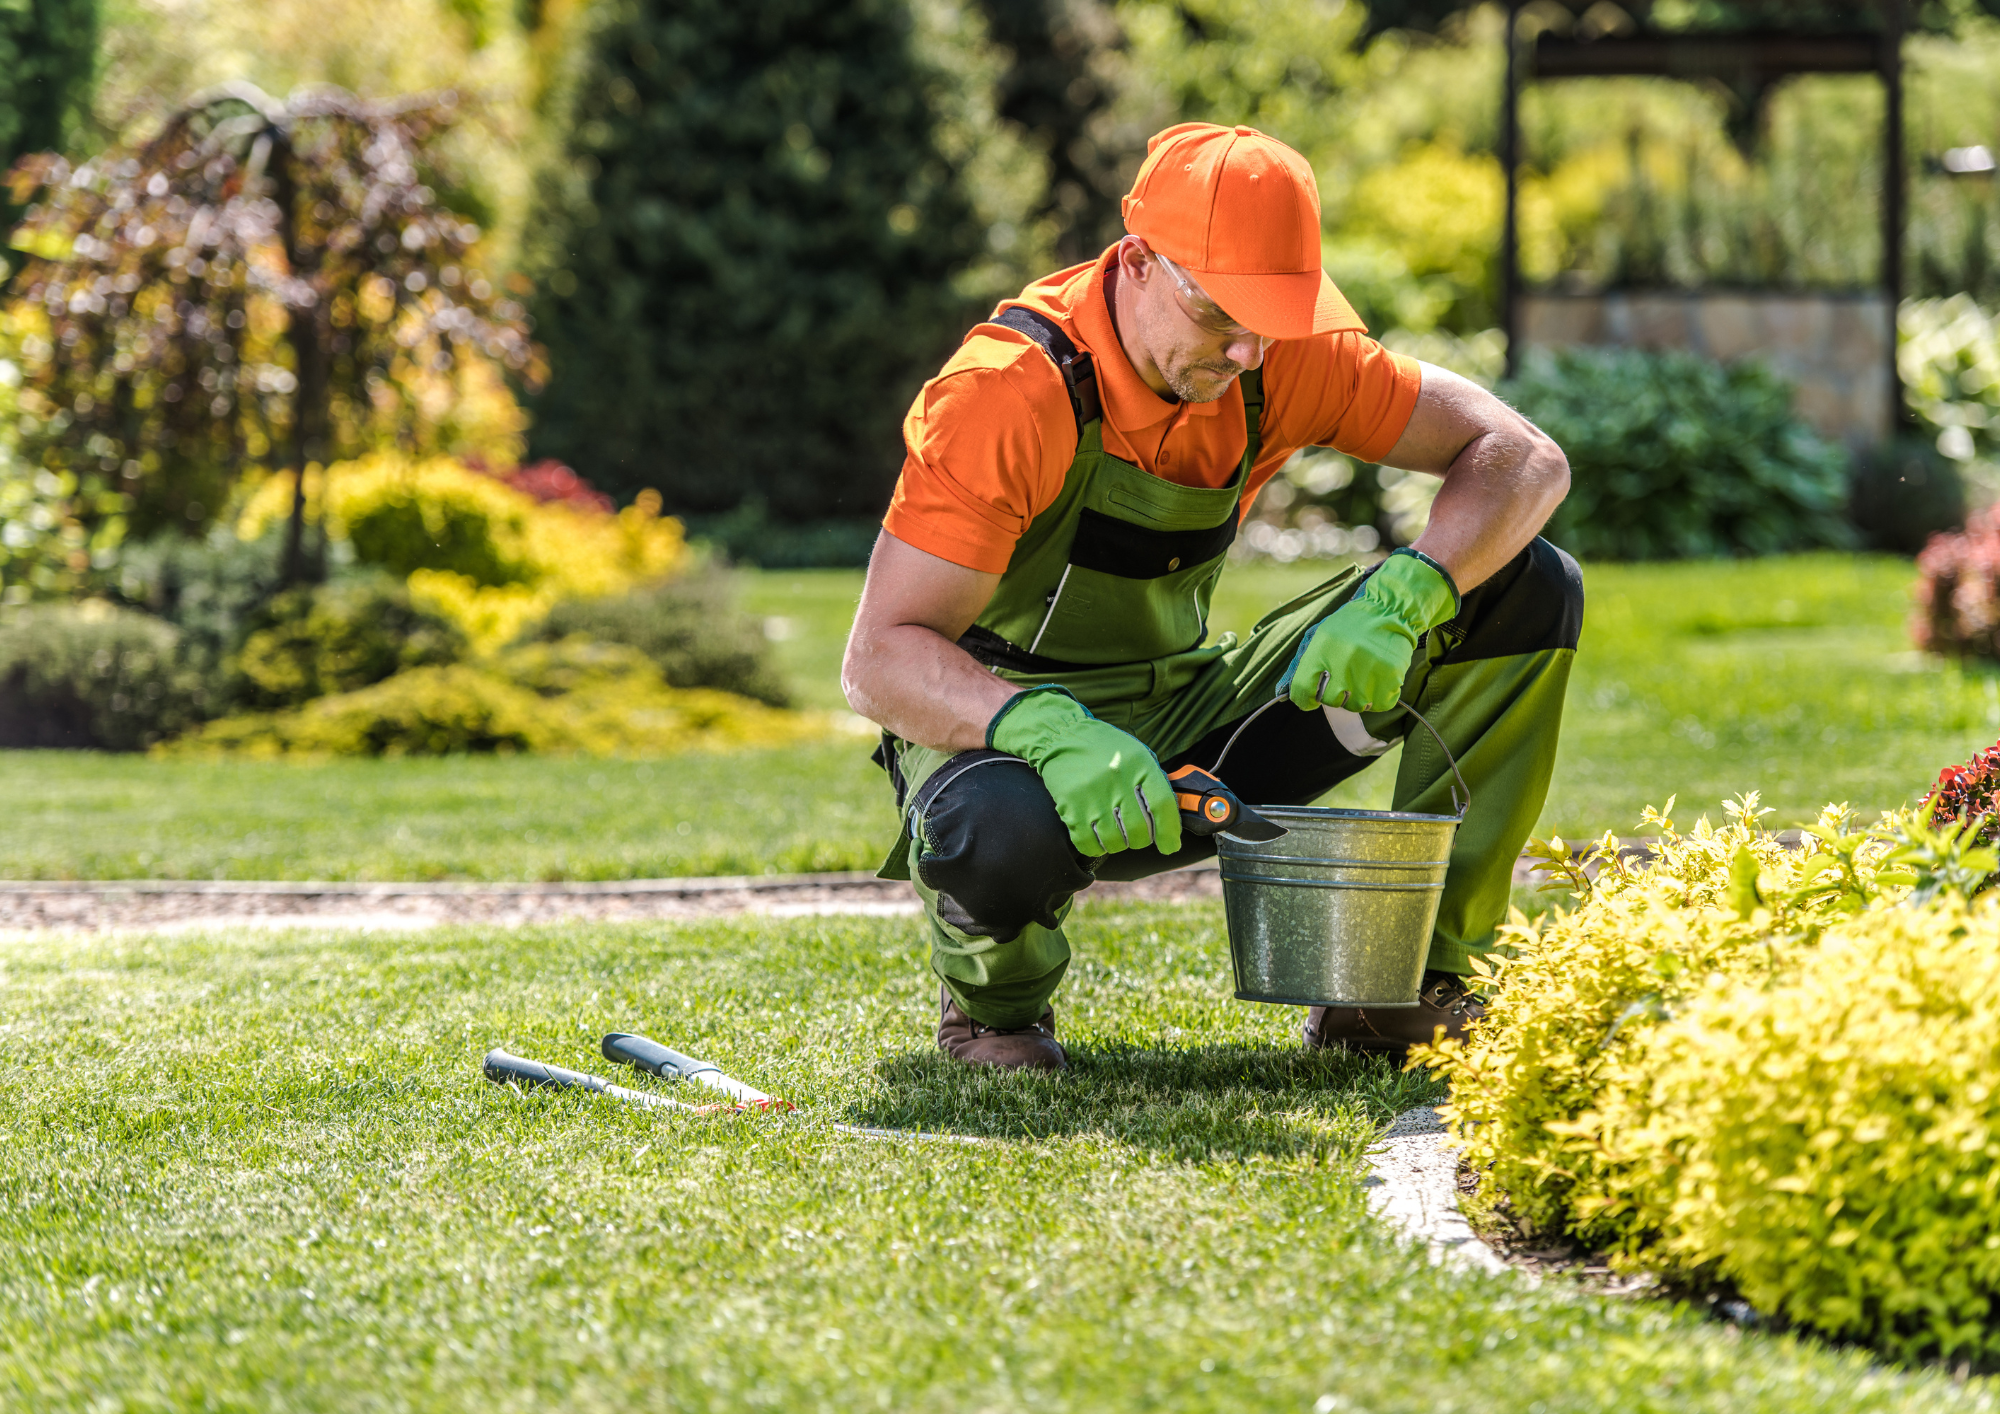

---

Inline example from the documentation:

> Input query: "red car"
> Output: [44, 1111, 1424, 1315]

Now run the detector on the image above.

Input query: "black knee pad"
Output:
[909, 751, 1095, 943]
[1450, 536, 1584, 662]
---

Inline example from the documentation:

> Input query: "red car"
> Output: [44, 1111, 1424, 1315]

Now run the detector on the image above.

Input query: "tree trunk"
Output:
[272, 131, 329, 588]
[281, 300, 329, 585]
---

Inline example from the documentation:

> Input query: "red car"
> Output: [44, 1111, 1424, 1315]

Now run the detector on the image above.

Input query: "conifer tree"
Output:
[973, 0, 1133, 267]
[525, 0, 984, 524]
[1, 0, 97, 229]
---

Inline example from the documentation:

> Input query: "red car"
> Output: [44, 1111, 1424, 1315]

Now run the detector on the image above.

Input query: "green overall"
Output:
[878, 313, 1577, 1029]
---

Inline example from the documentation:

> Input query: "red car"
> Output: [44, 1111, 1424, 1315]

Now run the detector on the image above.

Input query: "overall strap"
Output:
[1235, 365, 1265, 483]
[990, 307, 1102, 435]
[1238, 365, 1265, 428]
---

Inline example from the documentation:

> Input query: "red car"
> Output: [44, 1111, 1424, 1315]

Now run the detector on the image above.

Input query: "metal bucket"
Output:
[1210, 698, 1469, 1008]
[1217, 806, 1459, 1006]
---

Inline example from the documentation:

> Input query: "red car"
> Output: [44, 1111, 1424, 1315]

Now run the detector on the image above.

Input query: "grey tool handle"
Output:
[602, 1032, 717, 1081]
[600, 1031, 775, 1105]
[482, 1049, 693, 1112]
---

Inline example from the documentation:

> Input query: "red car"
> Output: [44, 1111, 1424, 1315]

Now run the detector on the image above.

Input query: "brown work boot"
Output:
[1302, 970, 1485, 1059]
[937, 984, 1068, 1071]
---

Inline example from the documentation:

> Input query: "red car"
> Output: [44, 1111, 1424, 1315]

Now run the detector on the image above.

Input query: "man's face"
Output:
[1132, 249, 1273, 404]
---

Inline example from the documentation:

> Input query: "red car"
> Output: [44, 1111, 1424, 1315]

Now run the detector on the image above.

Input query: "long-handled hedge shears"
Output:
[482, 1033, 990, 1144]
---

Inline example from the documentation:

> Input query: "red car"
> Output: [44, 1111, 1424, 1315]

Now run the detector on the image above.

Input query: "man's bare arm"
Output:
[1382, 365, 1570, 592]
[841, 532, 1019, 752]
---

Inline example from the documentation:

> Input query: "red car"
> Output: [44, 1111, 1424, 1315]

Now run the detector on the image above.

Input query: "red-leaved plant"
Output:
[1914, 506, 2000, 658]
[460, 456, 614, 513]
[1924, 737, 2000, 842]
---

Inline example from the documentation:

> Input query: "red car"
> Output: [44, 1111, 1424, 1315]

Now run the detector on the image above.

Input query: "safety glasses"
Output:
[1152, 250, 1258, 341]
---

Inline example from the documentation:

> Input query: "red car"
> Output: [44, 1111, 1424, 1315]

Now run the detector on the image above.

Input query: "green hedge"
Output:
[0, 603, 205, 750]
[1501, 347, 1855, 560]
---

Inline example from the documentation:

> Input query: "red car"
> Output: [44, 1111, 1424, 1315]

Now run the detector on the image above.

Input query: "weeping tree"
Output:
[2, 82, 538, 589]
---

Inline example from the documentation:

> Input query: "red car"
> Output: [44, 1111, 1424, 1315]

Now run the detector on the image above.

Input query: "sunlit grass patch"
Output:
[0, 903, 1987, 1410]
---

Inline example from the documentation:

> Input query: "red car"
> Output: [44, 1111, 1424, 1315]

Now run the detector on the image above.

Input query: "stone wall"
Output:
[1518, 291, 1894, 448]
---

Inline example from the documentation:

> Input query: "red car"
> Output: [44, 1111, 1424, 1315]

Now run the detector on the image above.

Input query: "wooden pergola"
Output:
[1498, 0, 1907, 412]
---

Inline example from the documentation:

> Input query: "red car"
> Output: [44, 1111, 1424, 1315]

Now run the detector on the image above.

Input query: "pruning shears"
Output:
[1167, 764, 1287, 842]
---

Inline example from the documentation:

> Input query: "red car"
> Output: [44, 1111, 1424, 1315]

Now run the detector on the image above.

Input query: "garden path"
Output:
[0, 861, 1227, 933]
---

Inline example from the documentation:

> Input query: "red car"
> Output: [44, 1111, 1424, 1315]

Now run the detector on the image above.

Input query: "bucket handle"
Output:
[1209, 679, 1470, 819]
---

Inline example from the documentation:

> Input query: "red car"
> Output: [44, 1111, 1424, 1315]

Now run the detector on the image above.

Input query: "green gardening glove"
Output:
[1279, 548, 1460, 713]
[989, 686, 1183, 858]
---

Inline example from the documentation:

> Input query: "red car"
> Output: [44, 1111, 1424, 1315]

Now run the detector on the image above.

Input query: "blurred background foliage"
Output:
[0, 0, 98, 227]
[1, 0, 1999, 747]
[7, 0, 2000, 551]
[520, 0, 987, 533]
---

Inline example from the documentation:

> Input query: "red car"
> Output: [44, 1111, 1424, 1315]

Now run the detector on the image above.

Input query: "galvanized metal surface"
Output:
[1217, 805, 1459, 1007]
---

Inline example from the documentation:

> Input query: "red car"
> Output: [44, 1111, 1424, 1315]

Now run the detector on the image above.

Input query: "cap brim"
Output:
[1190, 267, 1364, 341]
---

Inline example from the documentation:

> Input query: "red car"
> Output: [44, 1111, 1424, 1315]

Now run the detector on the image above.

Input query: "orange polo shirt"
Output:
[884, 247, 1424, 575]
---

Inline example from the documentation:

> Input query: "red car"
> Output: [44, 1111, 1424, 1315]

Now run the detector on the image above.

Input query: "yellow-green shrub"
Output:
[1424, 796, 1907, 1248]
[236, 455, 687, 650]
[233, 572, 465, 709]
[162, 637, 820, 758]
[1424, 794, 2000, 1363]
[1585, 897, 2000, 1364]
[176, 664, 549, 758]
[403, 571, 553, 658]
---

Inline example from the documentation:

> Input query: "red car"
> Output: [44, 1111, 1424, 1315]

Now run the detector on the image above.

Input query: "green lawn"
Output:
[1545, 553, 2000, 838]
[732, 554, 2000, 836]
[0, 553, 1989, 880]
[0, 744, 894, 881]
[1, 903, 1984, 1412]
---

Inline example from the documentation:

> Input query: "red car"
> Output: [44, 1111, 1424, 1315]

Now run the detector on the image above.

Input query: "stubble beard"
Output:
[1162, 357, 1244, 404]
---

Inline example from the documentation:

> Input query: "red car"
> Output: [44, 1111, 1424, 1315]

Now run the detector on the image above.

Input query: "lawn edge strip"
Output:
[1366, 1105, 1512, 1277]
[0, 862, 1230, 930]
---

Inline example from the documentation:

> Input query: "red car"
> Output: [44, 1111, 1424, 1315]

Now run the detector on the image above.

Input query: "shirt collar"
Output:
[1070, 249, 1226, 429]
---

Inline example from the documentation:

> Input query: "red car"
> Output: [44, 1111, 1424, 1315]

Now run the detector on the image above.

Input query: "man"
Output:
[842, 122, 1579, 1070]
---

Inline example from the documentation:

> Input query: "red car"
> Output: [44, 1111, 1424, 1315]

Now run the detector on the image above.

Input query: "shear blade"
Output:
[1225, 805, 1287, 842]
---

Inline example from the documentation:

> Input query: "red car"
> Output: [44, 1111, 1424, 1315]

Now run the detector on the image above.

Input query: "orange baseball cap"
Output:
[1121, 122, 1362, 341]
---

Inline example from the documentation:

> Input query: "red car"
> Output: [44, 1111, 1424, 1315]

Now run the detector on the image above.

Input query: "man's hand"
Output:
[1280, 549, 1458, 712]
[989, 688, 1182, 857]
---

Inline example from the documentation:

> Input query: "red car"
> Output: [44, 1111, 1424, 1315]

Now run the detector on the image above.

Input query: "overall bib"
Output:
[877, 309, 1582, 1029]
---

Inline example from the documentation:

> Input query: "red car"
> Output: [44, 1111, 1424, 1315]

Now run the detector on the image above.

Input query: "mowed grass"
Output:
[0, 553, 1991, 880]
[1, 902, 1986, 1412]
[1544, 553, 2000, 837]
[0, 744, 895, 881]
[728, 554, 2000, 835]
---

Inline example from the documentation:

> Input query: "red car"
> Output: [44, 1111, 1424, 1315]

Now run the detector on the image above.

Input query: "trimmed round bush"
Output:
[0, 603, 206, 749]
[1501, 347, 1854, 560]
[164, 638, 818, 758]
[180, 664, 547, 758]
[233, 572, 466, 710]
